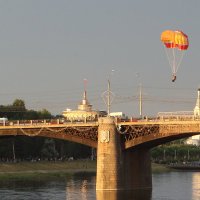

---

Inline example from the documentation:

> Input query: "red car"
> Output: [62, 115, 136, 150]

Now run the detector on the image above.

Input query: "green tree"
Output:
[12, 99, 26, 109]
[38, 109, 52, 119]
[41, 139, 59, 159]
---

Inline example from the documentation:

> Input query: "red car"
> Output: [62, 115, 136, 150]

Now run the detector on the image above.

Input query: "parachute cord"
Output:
[164, 46, 174, 73]
[172, 48, 176, 74]
[175, 51, 185, 73]
[164, 47, 186, 75]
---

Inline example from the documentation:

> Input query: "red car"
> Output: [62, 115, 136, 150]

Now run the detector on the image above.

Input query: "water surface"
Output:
[0, 171, 200, 200]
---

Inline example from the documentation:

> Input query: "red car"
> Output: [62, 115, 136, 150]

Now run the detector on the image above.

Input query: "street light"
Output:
[139, 83, 143, 119]
[102, 69, 115, 116]
[136, 73, 143, 119]
[107, 70, 115, 115]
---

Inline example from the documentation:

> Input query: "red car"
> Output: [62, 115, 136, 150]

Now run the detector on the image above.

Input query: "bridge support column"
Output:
[123, 148, 152, 190]
[96, 117, 152, 191]
[96, 117, 123, 190]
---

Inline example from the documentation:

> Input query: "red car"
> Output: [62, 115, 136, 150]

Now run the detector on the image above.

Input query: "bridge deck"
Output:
[0, 119, 200, 149]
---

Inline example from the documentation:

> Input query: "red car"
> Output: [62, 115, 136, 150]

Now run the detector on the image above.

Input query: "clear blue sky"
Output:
[0, 0, 199, 117]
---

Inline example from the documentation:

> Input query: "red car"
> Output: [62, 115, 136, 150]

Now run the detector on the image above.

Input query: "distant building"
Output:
[186, 135, 200, 146]
[194, 88, 200, 117]
[109, 112, 127, 120]
[186, 88, 200, 146]
[62, 89, 106, 122]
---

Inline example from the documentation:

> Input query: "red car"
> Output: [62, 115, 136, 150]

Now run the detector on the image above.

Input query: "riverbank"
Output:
[0, 160, 96, 180]
[0, 161, 169, 180]
[0, 160, 96, 172]
[152, 163, 171, 173]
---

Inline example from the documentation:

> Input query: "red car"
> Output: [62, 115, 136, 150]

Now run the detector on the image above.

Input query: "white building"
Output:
[194, 88, 200, 117]
[186, 88, 200, 146]
[62, 89, 106, 122]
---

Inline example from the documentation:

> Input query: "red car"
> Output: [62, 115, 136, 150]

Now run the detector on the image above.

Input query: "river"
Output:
[0, 171, 200, 200]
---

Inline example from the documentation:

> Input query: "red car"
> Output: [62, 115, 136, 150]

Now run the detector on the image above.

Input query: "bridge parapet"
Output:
[157, 111, 199, 121]
[0, 118, 99, 127]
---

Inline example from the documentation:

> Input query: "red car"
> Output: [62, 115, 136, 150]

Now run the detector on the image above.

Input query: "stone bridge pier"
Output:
[96, 117, 152, 191]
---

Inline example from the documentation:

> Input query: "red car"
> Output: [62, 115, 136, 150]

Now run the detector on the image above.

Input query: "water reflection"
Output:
[1, 171, 200, 199]
[81, 180, 88, 200]
[192, 172, 200, 199]
[96, 189, 152, 200]
[66, 174, 96, 200]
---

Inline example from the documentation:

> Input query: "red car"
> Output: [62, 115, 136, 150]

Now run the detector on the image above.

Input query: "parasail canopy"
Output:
[161, 30, 189, 50]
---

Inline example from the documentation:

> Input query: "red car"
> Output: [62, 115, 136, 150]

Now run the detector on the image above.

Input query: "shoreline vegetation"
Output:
[0, 161, 170, 180]
[0, 160, 96, 180]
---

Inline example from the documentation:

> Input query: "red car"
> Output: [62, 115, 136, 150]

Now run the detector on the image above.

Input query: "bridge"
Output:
[0, 117, 200, 190]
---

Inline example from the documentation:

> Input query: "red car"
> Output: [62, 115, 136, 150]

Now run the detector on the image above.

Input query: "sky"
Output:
[0, 0, 199, 117]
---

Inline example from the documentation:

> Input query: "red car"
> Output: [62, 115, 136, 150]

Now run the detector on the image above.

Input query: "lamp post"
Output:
[139, 83, 143, 119]
[174, 149, 177, 160]
[163, 149, 166, 161]
[102, 70, 115, 116]
[107, 69, 115, 116]
[107, 78, 111, 116]
[136, 73, 143, 119]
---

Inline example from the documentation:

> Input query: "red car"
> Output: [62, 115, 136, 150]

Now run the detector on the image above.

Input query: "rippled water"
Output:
[153, 171, 200, 200]
[0, 180, 66, 200]
[0, 171, 200, 200]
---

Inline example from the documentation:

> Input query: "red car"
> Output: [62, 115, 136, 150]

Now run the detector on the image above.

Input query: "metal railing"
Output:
[157, 111, 200, 121]
[0, 118, 98, 127]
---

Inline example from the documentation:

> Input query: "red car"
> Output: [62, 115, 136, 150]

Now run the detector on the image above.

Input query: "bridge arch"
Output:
[121, 122, 200, 149]
[0, 125, 98, 148]
[125, 131, 200, 149]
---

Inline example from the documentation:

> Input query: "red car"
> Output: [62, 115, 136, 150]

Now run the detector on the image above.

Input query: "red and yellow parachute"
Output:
[161, 30, 189, 82]
[161, 30, 189, 50]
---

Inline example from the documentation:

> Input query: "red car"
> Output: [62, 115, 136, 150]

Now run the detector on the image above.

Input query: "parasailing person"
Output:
[161, 30, 189, 82]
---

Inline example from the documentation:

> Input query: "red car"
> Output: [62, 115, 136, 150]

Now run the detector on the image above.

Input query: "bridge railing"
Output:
[0, 118, 98, 127]
[5, 119, 60, 126]
[157, 111, 200, 121]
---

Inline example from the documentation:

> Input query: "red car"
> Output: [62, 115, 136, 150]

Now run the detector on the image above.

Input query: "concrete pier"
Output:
[96, 117, 123, 190]
[96, 117, 152, 191]
[123, 148, 152, 190]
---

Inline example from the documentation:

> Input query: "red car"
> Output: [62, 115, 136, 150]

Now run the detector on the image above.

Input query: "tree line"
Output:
[0, 99, 52, 120]
[0, 99, 92, 162]
[151, 140, 200, 164]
